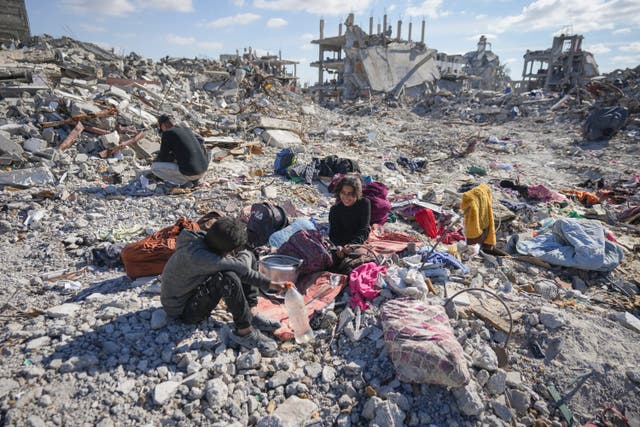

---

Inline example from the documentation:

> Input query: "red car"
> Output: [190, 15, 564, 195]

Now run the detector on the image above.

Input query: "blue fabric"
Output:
[419, 250, 470, 274]
[514, 218, 623, 272]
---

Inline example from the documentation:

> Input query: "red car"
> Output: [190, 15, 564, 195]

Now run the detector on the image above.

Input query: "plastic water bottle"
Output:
[268, 218, 315, 248]
[284, 282, 314, 344]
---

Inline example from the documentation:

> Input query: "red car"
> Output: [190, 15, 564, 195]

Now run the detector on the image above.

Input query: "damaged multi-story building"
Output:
[310, 13, 439, 100]
[0, 0, 30, 46]
[309, 14, 510, 101]
[521, 33, 599, 92]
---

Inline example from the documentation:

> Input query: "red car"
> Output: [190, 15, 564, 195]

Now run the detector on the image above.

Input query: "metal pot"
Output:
[258, 254, 303, 283]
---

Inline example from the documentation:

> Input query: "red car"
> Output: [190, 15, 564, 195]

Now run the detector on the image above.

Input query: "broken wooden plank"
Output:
[469, 304, 516, 333]
[511, 255, 552, 269]
[98, 131, 145, 158]
[57, 121, 84, 151]
[40, 106, 118, 128]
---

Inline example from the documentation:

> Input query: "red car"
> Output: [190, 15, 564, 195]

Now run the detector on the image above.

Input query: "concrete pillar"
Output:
[383, 14, 387, 35]
[421, 20, 426, 43]
[318, 19, 324, 85]
[339, 23, 342, 37]
[369, 16, 373, 35]
[377, 23, 381, 34]
[397, 20, 402, 41]
[408, 22, 412, 42]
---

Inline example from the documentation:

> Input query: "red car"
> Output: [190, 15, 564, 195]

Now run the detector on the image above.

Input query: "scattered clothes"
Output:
[421, 250, 470, 274]
[509, 218, 624, 272]
[397, 157, 426, 174]
[415, 207, 441, 238]
[365, 230, 421, 255]
[384, 161, 398, 171]
[461, 183, 496, 246]
[527, 184, 568, 204]
[256, 271, 345, 341]
[363, 181, 392, 225]
[560, 189, 600, 206]
[500, 199, 536, 214]
[499, 180, 529, 198]
[287, 161, 317, 185]
[617, 206, 640, 223]
[380, 298, 471, 387]
[467, 165, 487, 176]
[349, 262, 386, 311]
[441, 229, 466, 244]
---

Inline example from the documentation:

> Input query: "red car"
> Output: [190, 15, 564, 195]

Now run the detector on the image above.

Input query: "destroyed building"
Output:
[0, 0, 30, 46]
[310, 14, 440, 100]
[310, 14, 511, 100]
[521, 33, 599, 92]
[463, 35, 510, 91]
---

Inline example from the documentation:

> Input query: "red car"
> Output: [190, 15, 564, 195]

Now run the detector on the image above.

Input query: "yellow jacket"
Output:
[460, 183, 496, 245]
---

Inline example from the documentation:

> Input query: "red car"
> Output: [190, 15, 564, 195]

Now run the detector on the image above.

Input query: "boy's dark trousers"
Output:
[181, 271, 258, 329]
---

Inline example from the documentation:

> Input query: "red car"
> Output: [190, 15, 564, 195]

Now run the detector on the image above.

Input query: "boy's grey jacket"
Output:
[161, 229, 271, 317]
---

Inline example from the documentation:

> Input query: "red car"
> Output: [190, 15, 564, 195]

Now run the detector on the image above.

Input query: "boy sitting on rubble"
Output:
[160, 216, 287, 356]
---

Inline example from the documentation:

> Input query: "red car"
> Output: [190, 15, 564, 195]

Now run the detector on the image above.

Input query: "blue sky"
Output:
[25, 0, 640, 86]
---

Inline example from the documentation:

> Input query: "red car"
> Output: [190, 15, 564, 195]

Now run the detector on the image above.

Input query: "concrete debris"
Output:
[0, 31, 639, 427]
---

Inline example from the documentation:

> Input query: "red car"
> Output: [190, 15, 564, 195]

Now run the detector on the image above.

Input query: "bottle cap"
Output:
[285, 281, 294, 289]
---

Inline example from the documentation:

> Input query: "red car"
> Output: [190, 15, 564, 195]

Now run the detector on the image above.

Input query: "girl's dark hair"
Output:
[334, 173, 363, 201]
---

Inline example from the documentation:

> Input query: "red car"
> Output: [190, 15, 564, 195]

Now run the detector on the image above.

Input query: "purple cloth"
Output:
[363, 182, 392, 225]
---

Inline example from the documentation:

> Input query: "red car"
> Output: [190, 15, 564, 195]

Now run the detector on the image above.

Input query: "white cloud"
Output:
[267, 18, 288, 28]
[388, 4, 397, 12]
[505, 57, 518, 63]
[232, 0, 245, 6]
[165, 34, 196, 45]
[138, 0, 193, 12]
[206, 13, 261, 28]
[61, 0, 193, 15]
[197, 41, 224, 50]
[79, 23, 106, 33]
[613, 27, 631, 34]
[620, 42, 640, 52]
[405, 0, 447, 18]
[61, 0, 136, 16]
[253, 0, 373, 15]
[475, 14, 488, 20]
[612, 55, 640, 64]
[495, 0, 640, 34]
[586, 43, 611, 54]
[300, 33, 315, 41]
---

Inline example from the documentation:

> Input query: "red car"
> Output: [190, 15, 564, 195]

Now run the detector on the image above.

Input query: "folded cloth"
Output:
[460, 183, 496, 245]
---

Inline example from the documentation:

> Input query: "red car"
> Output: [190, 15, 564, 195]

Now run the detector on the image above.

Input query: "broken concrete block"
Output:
[23, 138, 47, 153]
[0, 166, 56, 187]
[132, 139, 160, 160]
[71, 101, 101, 116]
[0, 134, 24, 155]
[271, 396, 318, 427]
[301, 105, 316, 115]
[258, 117, 302, 133]
[100, 131, 120, 148]
[107, 86, 131, 101]
[262, 129, 302, 148]
[41, 128, 57, 144]
[609, 311, 640, 333]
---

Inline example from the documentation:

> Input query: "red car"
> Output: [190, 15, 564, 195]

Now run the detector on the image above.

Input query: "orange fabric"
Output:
[560, 189, 600, 206]
[120, 217, 200, 279]
[256, 271, 346, 341]
[365, 230, 421, 254]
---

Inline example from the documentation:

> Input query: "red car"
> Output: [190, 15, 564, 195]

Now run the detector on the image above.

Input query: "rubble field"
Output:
[1, 36, 639, 427]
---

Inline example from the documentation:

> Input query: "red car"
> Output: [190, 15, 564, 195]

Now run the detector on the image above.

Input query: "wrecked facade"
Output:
[311, 14, 439, 100]
[522, 33, 599, 92]
[0, 0, 30, 45]
[310, 15, 510, 100]
[463, 36, 510, 91]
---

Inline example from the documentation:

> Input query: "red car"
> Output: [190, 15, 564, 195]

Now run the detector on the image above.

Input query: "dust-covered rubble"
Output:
[1, 36, 639, 427]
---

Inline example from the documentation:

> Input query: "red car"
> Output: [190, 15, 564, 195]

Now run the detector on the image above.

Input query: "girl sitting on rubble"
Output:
[329, 174, 371, 258]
